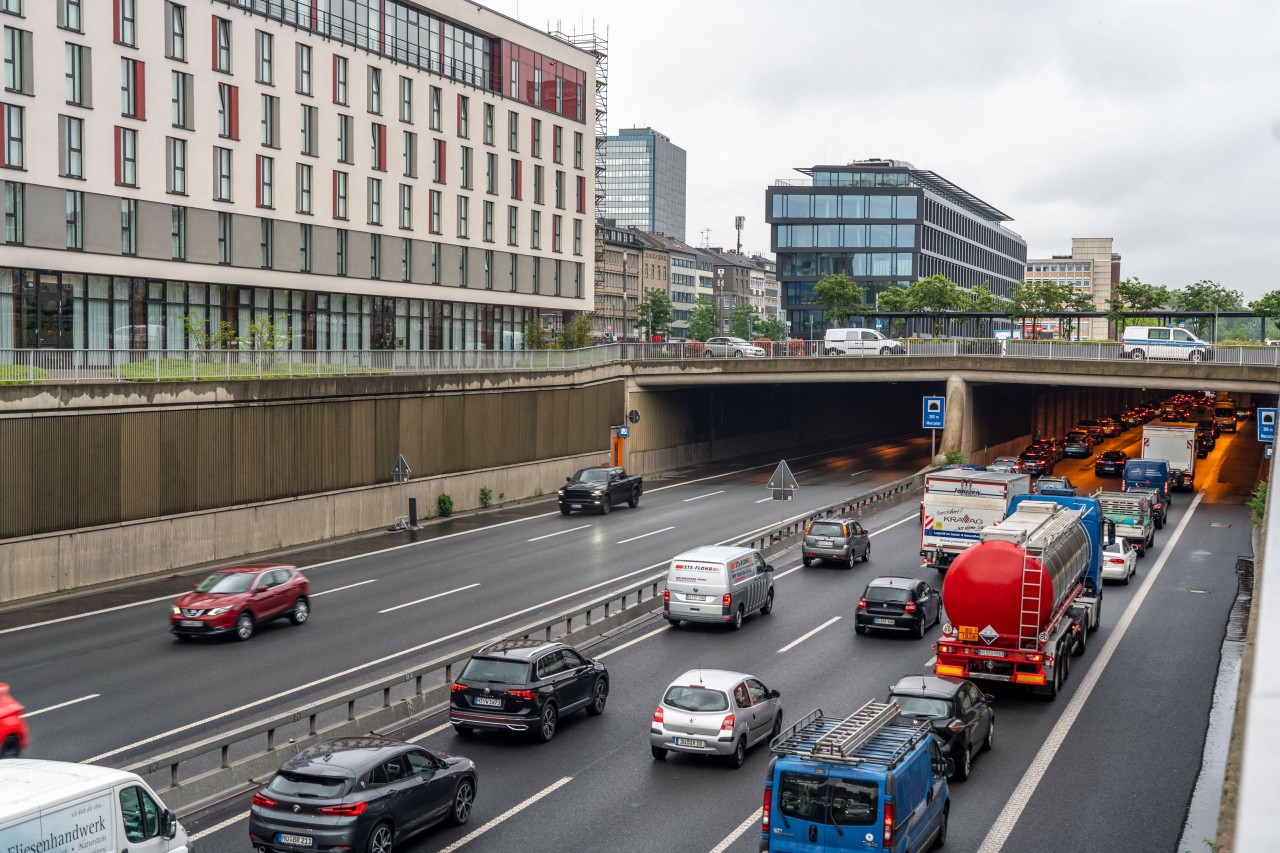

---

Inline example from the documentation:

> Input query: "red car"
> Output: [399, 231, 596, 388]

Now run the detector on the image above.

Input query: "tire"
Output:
[1189, 350, 1203, 363]
[289, 596, 310, 626]
[1122, 566, 1131, 585]
[234, 611, 254, 642]
[447, 778, 476, 826]
[770, 711, 783, 740]
[760, 588, 774, 616]
[703, 351, 714, 358]
[535, 703, 558, 743]
[667, 618, 681, 629]
[916, 618, 926, 640]
[802, 554, 812, 567]
[627, 488, 640, 509]
[726, 736, 747, 769]
[983, 715, 994, 752]
[1073, 624, 1087, 656]
[453, 725, 474, 735]
[0, 735, 19, 759]
[586, 678, 608, 716]
[880, 346, 893, 355]
[861, 544, 870, 563]
[560, 506, 572, 516]
[855, 623, 868, 635]
[365, 823, 393, 853]
[953, 741, 971, 781]
[599, 496, 611, 515]
[733, 350, 743, 357]
[1130, 348, 1146, 361]
[933, 806, 949, 850]
[651, 745, 668, 760]
[731, 605, 744, 631]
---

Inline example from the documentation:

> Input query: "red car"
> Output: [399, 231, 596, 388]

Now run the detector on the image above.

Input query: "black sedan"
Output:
[1019, 451, 1055, 477]
[855, 577, 940, 638]
[888, 675, 993, 781]
[248, 738, 477, 853]
[1094, 450, 1129, 477]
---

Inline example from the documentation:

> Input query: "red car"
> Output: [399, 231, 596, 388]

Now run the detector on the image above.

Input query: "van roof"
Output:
[772, 703, 931, 770]
[671, 545, 755, 564]
[0, 760, 140, 818]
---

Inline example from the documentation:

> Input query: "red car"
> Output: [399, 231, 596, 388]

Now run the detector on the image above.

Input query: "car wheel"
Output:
[855, 624, 868, 635]
[733, 350, 744, 357]
[560, 505, 572, 516]
[731, 605, 744, 631]
[628, 488, 640, 508]
[599, 496, 611, 515]
[727, 735, 747, 769]
[802, 554, 812, 567]
[0, 735, 19, 758]
[861, 544, 870, 563]
[448, 778, 476, 826]
[847, 553, 856, 569]
[879, 346, 892, 355]
[826, 349, 838, 356]
[916, 618, 926, 640]
[983, 715, 994, 752]
[365, 822, 393, 853]
[933, 806, 949, 850]
[667, 618, 681, 628]
[771, 712, 783, 740]
[1122, 566, 1131, 585]
[453, 725, 474, 735]
[289, 596, 309, 626]
[760, 588, 774, 615]
[586, 678, 608, 716]
[535, 703, 558, 743]
[1189, 350, 1203, 363]
[954, 741, 971, 781]
[234, 612, 254, 642]
[1073, 623, 1087, 656]
[1131, 348, 1146, 361]
[651, 745, 668, 760]
[703, 351, 714, 358]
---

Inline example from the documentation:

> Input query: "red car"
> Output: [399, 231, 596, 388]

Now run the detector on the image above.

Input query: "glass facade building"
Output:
[767, 160, 1027, 338]
[602, 128, 686, 241]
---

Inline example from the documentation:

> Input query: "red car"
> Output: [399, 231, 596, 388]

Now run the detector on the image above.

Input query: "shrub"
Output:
[437, 493, 454, 517]
[1249, 480, 1267, 526]
[944, 450, 967, 465]
[787, 338, 808, 357]
[479, 487, 493, 508]
[683, 340, 704, 358]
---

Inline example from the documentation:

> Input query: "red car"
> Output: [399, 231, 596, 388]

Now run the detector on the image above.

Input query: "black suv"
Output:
[449, 640, 608, 742]
[888, 675, 994, 781]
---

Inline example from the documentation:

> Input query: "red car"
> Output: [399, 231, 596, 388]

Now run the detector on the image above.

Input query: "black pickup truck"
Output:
[558, 466, 643, 515]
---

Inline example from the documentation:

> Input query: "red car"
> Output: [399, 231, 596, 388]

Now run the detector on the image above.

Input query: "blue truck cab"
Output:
[761, 701, 950, 853]
[1007, 493, 1108, 632]
[1123, 458, 1172, 504]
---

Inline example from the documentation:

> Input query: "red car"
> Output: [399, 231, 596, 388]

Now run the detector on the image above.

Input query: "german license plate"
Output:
[473, 697, 502, 708]
[818, 539, 833, 547]
[874, 618, 895, 625]
[674, 737, 705, 747]
[684, 593, 707, 602]
[277, 835, 313, 847]
[570, 504, 582, 509]
[179, 620, 202, 628]
[976, 649, 1006, 658]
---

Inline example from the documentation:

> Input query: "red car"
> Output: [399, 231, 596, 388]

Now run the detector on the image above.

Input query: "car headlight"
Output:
[591, 488, 604, 495]
[558, 489, 565, 496]
[207, 606, 233, 616]
[171, 606, 180, 615]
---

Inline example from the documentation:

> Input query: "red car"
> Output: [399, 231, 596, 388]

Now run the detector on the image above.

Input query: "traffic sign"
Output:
[923, 396, 946, 430]
[1259, 408, 1276, 442]
[766, 460, 799, 491]
[1267, 444, 1273, 461]
[392, 454, 411, 483]
[628, 409, 641, 424]
[618, 425, 629, 438]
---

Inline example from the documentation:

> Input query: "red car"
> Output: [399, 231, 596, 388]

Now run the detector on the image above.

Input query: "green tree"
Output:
[905, 274, 965, 336]
[1010, 280, 1067, 339]
[729, 302, 760, 339]
[969, 283, 1004, 313]
[1058, 289, 1096, 340]
[523, 319, 550, 350]
[560, 315, 595, 350]
[755, 315, 787, 341]
[1106, 277, 1172, 335]
[812, 274, 865, 327]
[686, 295, 719, 341]
[875, 285, 910, 338]
[1251, 290, 1280, 341]
[183, 314, 236, 350]
[1174, 279, 1244, 339]
[635, 288, 674, 341]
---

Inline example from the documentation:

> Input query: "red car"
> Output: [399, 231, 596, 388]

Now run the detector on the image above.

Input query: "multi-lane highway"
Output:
[1, 418, 1258, 853]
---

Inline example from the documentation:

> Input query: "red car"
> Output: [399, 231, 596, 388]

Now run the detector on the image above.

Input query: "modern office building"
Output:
[0, 0, 595, 351]
[601, 127, 686, 241]
[1024, 238, 1121, 339]
[766, 159, 1027, 338]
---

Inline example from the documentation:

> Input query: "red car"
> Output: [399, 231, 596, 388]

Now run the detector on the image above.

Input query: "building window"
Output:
[457, 94, 469, 138]
[165, 2, 184, 60]
[509, 253, 517, 291]
[483, 200, 493, 243]
[65, 189, 82, 249]
[574, 131, 583, 169]
[573, 218, 582, 255]
[116, 0, 136, 47]
[114, 126, 137, 187]
[430, 240, 440, 283]
[533, 164, 543, 204]
[333, 169, 348, 219]
[369, 233, 380, 278]
[120, 198, 137, 256]
[60, 0, 83, 32]
[429, 189, 441, 233]
[460, 145, 472, 189]
[400, 237, 411, 281]
[119, 58, 145, 119]
[530, 209, 540, 249]
[399, 182, 411, 229]
[510, 159, 522, 200]
[299, 222, 312, 271]
[457, 195, 468, 238]
[4, 26, 30, 95]
[553, 259, 561, 295]
[532, 257, 540, 294]
[402, 130, 417, 177]
[296, 163, 312, 213]
[507, 110, 518, 151]
[507, 205, 517, 245]
[1, 103, 21, 167]
[217, 83, 238, 139]
[433, 138, 446, 183]
[367, 66, 381, 114]
[217, 210, 231, 262]
[3, 180, 21, 244]
[555, 170, 564, 209]
[295, 43, 311, 95]
[575, 262, 583, 297]
[256, 154, 273, 208]
[213, 146, 232, 201]
[260, 218, 273, 268]
[484, 249, 493, 289]
[367, 176, 381, 224]
[337, 114, 353, 163]
[531, 118, 541, 158]
[171, 205, 186, 260]
[171, 70, 191, 128]
[256, 30, 273, 85]
[213, 16, 231, 73]
[166, 136, 186, 193]
[552, 214, 561, 253]
[300, 104, 317, 155]
[486, 152, 497, 195]
[429, 85, 440, 130]
[333, 55, 347, 104]
[336, 228, 347, 274]
[59, 115, 83, 178]
[261, 94, 279, 147]
[398, 76, 412, 122]
[371, 122, 386, 171]
[483, 103, 494, 145]
[459, 244, 468, 285]
[66, 43, 89, 106]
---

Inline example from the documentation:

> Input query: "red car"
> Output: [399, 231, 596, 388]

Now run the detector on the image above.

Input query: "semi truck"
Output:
[919, 470, 1030, 572]
[1141, 423, 1197, 490]
[1095, 490, 1155, 556]
[935, 495, 1109, 699]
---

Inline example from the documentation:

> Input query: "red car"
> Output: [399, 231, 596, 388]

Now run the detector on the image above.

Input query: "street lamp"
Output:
[716, 268, 725, 334]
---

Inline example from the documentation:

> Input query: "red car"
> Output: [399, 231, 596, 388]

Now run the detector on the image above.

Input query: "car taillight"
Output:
[653, 706, 664, 724]
[762, 788, 772, 833]
[720, 714, 735, 733]
[1109, 558, 1124, 565]
[858, 597, 867, 611]
[319, 801, 368, 817]
[722, 593, 732, 607]
[450, 683, 467, 693]
[883, 800, 894, 847]
[804, 523, 812, 535]
[507, 689, 537, 701]
[663, 588, 670, 602]
[251, 791, 278, 809]
[904, 601, 917, 614]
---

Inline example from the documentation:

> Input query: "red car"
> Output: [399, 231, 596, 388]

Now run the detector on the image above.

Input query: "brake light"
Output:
[1028, 652, 1044, 662]
[762, 788, 772, 832]
[722, 593, 732, 607]
[858, 597, 867, 611]
[903, 601, 917, 614]
[883, 801, 894, 847]
[934, 664, 966, 677]
[720, 714, 735, 733]
[251, 791, 278, 809]
[937, 644, 954, 654]
[319, 801, 368, 817]
[663, 588, 669, 602]
[804, 523, 812, 535]
[450, 683, 467, 693]
[507, 689, 537, 701]
[653, 706, 664, 724]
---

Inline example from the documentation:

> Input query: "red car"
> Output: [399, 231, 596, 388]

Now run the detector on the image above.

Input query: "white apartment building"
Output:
[0, 0, 594, 350]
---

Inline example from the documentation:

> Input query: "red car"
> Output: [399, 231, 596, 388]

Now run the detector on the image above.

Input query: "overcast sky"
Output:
[488, 0, 1280, 300]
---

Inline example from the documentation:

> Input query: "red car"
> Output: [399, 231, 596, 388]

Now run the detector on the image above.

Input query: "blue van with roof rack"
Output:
[760, 700, 951, 852]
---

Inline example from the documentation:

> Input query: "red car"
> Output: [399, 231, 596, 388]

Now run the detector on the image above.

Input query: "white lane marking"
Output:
[528, 524, 591, 542]
[754, 497, 773, 503]
[26, 694, 100, 717]
[849, 468, 871, 478]
[311, 579, 377, 597]
[190, 812, 248, 842]
[870, 514, 917, 536]
[596, 626, 667, 659]
[617, 526, 675, 544]
[774, 565, 804, 580]
[407, 721, 452, 743]
[778, 616, 841, 653]
[643, 442, 881, 494]
[925, 655, 937, 667]
[976, 491, 1204, 853]
[0, 594, 176, 635]
[793, 468, 814, 475]
[709, 809, 763, 853]
[684, 490, 726, 503]
[378, 583, 481, 614]
[438, 776, 574, 853]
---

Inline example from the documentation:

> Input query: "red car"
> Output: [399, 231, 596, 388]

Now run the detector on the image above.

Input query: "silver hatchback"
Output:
[649, 669, 782, 768]
[802, 517, 870, 568]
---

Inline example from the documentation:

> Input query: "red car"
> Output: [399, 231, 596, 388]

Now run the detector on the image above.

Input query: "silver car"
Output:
[703, 336, 766, 357]
[801, 517, 870, 568]
[649, 669, 782, 768]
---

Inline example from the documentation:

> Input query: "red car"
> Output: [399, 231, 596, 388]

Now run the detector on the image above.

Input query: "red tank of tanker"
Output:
[941, 524, 1090, 640]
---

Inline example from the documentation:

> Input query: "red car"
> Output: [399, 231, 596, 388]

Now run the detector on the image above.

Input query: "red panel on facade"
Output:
[514, 160, 522, 200]
[541, 55, 556, 111]
[113, 0, 121, 44]
[332, 54, 339, 103]
[113, 127, 122, 185]
[228, 85, 239, 139]
[211, 15, 218, 69]
[135, 61, 146, 120]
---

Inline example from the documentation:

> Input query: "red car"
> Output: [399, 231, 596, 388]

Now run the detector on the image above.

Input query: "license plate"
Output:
[179, 620, 202, 628]
[818, 539, 833, 547]
[277, 835, 313, 847]
[674, 737, 705, 747]
[684, 593, 708, 602]
[570, 504, 582, 509]
[473, 697, 502, 708]
[976, 649, 1006, 658]
[874, 618, 895, 625]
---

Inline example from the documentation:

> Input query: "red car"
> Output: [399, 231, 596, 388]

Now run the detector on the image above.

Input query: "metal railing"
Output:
[120, 471, 923, 813]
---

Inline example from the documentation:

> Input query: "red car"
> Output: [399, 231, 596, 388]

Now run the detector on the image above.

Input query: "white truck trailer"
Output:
[920, 470, 1030, 572]
[1141, 423, 1197, 490]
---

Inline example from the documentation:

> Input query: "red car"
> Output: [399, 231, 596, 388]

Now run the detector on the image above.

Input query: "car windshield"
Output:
[894, 696, 953, 718]
[867, 586, 911, 603]
[195, 572, 255, 594]
[571, 469, 610, 483]
[726, 338, 749, 345]
[663, 685, 730, 713]
[266, 770, 349, 798]
[808, 522, 846, 537]
[1066, 433, 1087, 442]
[460, 657, 530, 684]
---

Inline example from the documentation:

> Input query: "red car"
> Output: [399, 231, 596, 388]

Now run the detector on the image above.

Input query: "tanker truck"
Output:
[934, 495, 1110, 699]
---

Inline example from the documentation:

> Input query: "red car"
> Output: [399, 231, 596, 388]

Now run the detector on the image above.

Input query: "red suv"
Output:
[0, 682, 29, 757]
[170, 564, 309, 641]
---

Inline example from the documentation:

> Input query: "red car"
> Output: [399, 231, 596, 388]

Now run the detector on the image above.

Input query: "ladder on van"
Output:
[770, 700, 920, 767]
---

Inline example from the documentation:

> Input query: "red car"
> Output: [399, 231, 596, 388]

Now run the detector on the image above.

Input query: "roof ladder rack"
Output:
[811, 700, 900, 760]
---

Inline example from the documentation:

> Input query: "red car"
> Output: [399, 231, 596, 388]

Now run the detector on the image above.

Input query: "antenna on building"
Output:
[701, 228, 712, 248]
[735, 216, 745, 254]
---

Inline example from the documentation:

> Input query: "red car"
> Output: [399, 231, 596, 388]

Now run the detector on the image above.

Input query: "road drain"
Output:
[1211, 522, 1233, 528]
[1186, 588, 1209, 594]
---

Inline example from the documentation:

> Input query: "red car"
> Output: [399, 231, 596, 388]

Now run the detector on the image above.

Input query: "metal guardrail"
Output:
[3, 341, 1278, 385]
[121, 471, 923, 813]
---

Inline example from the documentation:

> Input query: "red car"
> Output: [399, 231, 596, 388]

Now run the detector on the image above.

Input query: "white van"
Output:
[823, 327, 906, 356]
[0, 760, 190, 853]
[1122, 326, 1213, 362]
[663, 546, 774, 630]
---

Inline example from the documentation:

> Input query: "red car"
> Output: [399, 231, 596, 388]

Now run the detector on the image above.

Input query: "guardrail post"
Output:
[170, 763, 179, 789]
[383, 687, 392, 708]
[221, 745, 230, 769]
[266, 728, 275, 752]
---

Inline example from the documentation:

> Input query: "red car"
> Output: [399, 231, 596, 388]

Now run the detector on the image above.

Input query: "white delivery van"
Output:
[663, 546, 774, 631]
[1122, 326, 1213, 362]
[823, 327, 905, 356]
[0, 760, 190, 853]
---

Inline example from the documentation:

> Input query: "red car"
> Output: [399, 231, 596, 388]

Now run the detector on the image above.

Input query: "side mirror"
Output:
[769, 689, 780, 700]
[765, 564, 774, 572]
[161, 809, 178, 841]
[256, 587, 268, 594]
[566, 476, 572, 483]
[984, 694, 995, 703]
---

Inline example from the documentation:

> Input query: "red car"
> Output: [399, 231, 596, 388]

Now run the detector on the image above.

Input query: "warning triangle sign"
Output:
[766, 460, 799, 491]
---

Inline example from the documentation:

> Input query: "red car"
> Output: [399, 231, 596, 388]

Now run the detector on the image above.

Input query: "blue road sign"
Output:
[618, 425, 630, 438]
[1258, 408, 1276, 442]
[923, 396, 946, 430]
[1267, 444, 1273, 461]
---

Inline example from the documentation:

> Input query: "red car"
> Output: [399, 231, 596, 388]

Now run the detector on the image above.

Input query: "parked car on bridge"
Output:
[703, 336, 766, 357]
[170, 564, 309, 641]
[822, 327, 906, 356]
[649, 669, 782, 768]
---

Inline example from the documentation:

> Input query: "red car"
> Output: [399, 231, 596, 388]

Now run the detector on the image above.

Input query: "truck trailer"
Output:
[1095, 490, 1155, 556]
[1140, 423, 1197, 490]
[919, 470, 1030, 572]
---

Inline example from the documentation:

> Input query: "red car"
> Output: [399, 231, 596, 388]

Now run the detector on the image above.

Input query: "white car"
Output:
[823, 327, 906, 356]
[703, 337, 766, 357]
[1101, 539, 1137, 584]
[649, 669, 782, 768]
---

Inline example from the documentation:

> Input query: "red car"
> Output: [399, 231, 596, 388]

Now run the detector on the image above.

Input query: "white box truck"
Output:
[920, 470, 1030, 572]
[1141, 423, 1197, 490]
[0, 760, 190, 853]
